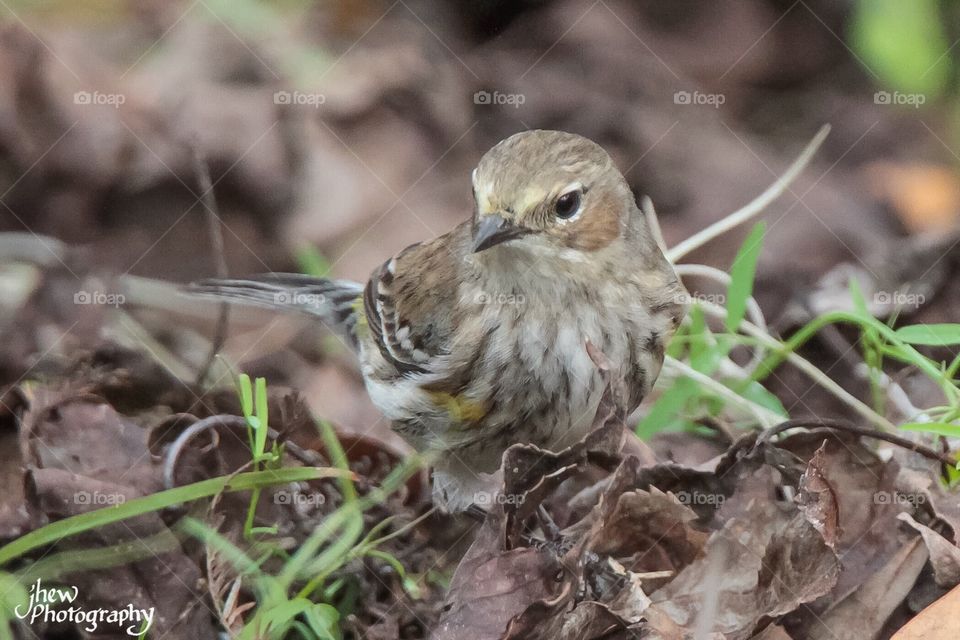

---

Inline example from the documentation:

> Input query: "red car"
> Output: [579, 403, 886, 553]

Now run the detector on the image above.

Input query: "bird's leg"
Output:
[462, 502, 573, 555]
[536, 504, 561, 543]
[527, 504, 575, 558]
[465, 503, 488, 523]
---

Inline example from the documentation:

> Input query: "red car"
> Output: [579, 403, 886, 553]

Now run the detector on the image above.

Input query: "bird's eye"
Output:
[555, 189, 582, 219]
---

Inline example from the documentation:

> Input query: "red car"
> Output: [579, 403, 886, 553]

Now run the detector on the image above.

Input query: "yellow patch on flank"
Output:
[351, 296, 369, 338]
[428, 391, 487, 426]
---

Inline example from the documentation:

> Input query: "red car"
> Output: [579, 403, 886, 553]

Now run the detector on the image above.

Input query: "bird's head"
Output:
[469, 130, 638, 255]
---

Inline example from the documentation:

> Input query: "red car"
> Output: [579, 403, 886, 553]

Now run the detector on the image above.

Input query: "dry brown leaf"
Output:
[866, 162, 960, 233]
[588, 488, 708, 579]
[751, 625, 794, 640]
[646, 494, 839, 639]
[776, 432, 907, 602]
[896, 463, 960, 544]
[898, 512, 960, 588]
[892, 583, 960, 639]
[16, 385, 216, 638]
[796, 442, 840, 547]
[433, 511, 562, 640]
[807, 536, 928, 640]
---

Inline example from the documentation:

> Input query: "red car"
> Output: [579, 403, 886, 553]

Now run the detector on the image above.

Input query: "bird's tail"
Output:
[187, 274, 364, 346]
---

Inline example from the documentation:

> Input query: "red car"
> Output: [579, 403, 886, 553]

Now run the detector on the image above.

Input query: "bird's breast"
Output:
[474, 287, 650, 450]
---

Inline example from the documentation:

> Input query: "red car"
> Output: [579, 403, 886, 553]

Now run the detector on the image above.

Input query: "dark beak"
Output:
[471, 214, 528, 253]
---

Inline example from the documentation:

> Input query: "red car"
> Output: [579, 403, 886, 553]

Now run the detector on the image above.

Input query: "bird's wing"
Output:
[362, 223, 470, 377]
[188, 273, 365, 345]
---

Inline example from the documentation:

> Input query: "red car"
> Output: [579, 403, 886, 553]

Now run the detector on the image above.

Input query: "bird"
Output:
[189, 130, 688, 511]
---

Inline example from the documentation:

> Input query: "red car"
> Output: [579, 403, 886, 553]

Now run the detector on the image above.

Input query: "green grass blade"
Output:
[0, 467, 347, 567]
[737, 380, 788, 418]
[900, 422, 960, 438]
[725, 222, 766, 333]
[850, 0, 949, 95]
[255, 377, 269, 457]
[295, 246, 331, 278]
[303, 602, 340, 640]
[0, 571, 28, 636]
[895, 324, 960, 346]
[238, 374, 254, 418]
[13, 530, 180, 583]
[637, 377, 698, 439]
[315, 420, 356, 502]
[178, 517, 265, 579]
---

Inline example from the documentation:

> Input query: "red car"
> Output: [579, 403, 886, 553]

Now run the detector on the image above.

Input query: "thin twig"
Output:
[0, 232, 68, 267]
[674, 263, 768, 375]
[193, 145, 231, 386]
[667, 125, 830, 262]
[663, 356, 783, 427]
[641, 195, 668, 254]
[694, 299, 897, 431]
[757, 418, 957, 468]
[163, 414, 325, 489]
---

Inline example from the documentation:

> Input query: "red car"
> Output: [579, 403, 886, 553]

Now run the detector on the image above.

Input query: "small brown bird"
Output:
[191, 130, 687, 510]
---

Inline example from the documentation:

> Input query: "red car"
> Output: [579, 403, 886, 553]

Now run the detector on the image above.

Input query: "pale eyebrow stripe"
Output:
[516, 186, 548, 213]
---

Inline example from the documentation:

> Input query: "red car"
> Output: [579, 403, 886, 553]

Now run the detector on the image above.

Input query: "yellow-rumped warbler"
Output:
[191, 130, 687, 510]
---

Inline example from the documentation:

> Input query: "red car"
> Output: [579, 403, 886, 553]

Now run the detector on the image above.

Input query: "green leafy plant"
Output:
[196, 378, 427, 639]
[237, 374, 284, 539]
[641, 221, 787, 436]
[640, 129, 959, 484]
[200, 414, 425, 640]
[0, 466, 347, 640]
[850, 0, 950, 96]
[0, 371, 426, 640]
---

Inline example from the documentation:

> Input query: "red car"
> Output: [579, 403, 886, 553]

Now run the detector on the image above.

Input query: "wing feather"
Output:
[361, 224, 470, 378]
